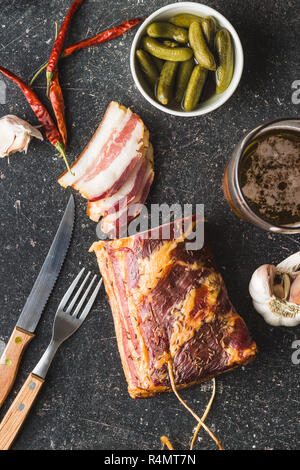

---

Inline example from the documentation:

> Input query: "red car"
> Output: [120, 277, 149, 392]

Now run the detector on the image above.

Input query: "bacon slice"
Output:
[86, 159, 146, 223]
[58, 101, 150, 201]
[90, 217, 257, 398]
[87, 144, 154, 231]
[100, 158, 154, 238]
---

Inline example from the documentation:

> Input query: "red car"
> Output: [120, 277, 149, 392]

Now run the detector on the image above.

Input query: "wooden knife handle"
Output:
[0, 373, 44, 450]
[0, 327, 35, 408]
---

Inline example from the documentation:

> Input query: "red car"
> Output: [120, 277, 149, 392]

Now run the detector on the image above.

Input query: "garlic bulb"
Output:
[0, 115, 43, 158]
[249, 252, 300, 326]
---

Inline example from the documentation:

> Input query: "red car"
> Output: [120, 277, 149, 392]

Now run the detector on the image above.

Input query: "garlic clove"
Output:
[289, 274, 300, 305]
[249, 264, 275, 304]
[283, 273, 291, 300]
[0, 115, 43, 158]
[276, 251, 300, 274]
[7, 132, 30, 154]
[272, 273, 291, 300]
[0, 118, 15, 156]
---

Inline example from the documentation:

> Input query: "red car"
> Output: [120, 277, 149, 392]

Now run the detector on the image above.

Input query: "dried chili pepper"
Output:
[0, 65, 72, 173]
[62, 18, 145, 57]
[30, 18, 144, 85]
[49, 69, 67, 148]
[49, 22, 67, 149]
[46, 0, 85, 96]
[49, 22, 67, 150]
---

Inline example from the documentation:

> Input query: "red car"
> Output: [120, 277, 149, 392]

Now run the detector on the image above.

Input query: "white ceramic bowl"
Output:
[130, 2, 244, 117]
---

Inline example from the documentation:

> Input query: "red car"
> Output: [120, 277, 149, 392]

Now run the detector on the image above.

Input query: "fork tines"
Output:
[58, 268, 102, 321]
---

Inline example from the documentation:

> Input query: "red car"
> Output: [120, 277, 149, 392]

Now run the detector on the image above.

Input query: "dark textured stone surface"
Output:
[0, 0, 299, 450]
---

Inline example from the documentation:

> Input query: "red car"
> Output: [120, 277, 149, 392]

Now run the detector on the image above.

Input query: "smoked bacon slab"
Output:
[90, 217, 257, 398]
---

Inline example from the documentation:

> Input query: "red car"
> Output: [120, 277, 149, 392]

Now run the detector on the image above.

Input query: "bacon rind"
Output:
[90, 218, 257, 398]
[96, 245, 141, 390]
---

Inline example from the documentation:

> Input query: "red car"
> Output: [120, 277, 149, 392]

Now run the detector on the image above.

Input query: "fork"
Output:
[0, 268, 102, 450]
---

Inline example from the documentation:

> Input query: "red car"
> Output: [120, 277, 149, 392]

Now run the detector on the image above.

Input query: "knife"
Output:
[0, 194, 75, 408]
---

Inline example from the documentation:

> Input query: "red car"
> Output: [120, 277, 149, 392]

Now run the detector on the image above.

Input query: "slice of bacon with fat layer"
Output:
[100, 153, 154, 238]
[87, 144, 154, 224]
[58, 101, 149, 201]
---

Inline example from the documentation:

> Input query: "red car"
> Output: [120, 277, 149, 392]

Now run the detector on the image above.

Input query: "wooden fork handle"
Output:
[0, 372, 44, 450]
[0, 327, 35, 409]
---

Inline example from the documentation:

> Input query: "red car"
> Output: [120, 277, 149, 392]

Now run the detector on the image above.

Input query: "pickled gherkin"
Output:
[175, 58, 194, 103]
[136, 49, 159, 87]
[142, 36, 193, 62]
[215, 29, 234, 94]
[147, 22, 188, 43]
[201, 17, 216, 49]
[169, 13, 204, 28]
[189, 22, 216, 71]
[184, 65, 208, 111]
[156, 61, 179, 105]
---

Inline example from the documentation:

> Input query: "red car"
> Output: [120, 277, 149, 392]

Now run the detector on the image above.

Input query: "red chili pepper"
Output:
[62, 18, 145, 57]
[49, 69, 67, 148]
[30, 18, 144, 86]
[46, 0, 85, 96]
[0, 65, 72, 174]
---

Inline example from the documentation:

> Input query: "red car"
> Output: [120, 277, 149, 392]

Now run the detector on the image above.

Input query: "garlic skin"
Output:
[249, 252, 300, 327]
[0, 115, 43, 158]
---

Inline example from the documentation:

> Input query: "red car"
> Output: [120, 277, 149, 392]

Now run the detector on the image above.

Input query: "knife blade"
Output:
[0, 194, 75, 408]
